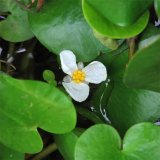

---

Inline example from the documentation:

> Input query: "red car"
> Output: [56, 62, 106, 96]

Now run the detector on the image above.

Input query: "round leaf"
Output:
[0, 73, 76, 153]
[28, 0, 109, 62]
[75, 123, 160, 160]
[84, 0, 153, 26]
[82, 0, 149, 38]
[124, 36, 160, 92]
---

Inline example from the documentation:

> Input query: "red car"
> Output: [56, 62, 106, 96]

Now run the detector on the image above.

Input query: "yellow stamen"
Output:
[72, 70, 86, 83]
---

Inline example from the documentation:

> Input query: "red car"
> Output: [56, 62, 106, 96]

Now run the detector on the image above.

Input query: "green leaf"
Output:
[92, 49, 160, 135]
[28, 0, 109, 62]
[96, 42, 128, 66]
[84, 0, 153, 26]
[0, 144, 24, 160]
[54, 129, 83, 160]
[155, 0, 160, 18]
[43, 70, 57, 86]
[107, 81, 160, 135]
[75, 123, 160, 160]
[0, 73, 76, 153]
[107, 50, 160, 135]
[139, 24, 160, 40]
[82, 0, 149, 38]
[124, 35, 160, 92]
[0, 0, 34, 42]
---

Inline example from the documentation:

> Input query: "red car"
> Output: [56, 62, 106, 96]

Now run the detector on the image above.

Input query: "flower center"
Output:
[72, 70, 86, 83]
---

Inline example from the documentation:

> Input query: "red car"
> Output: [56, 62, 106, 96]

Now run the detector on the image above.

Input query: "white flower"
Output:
[60, 50, 107, 102]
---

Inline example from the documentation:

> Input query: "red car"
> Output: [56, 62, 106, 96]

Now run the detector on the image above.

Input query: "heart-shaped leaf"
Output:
[124, 35, 160, 92]
[28, 0, 109, 62]
[75, 123, 160, 160]
[0, 144, 24, 160]
[0, 0, 34, 42]
[0, 73, 76, 153]
[84, 0, 153, 26]
[82, 0, 149, 38]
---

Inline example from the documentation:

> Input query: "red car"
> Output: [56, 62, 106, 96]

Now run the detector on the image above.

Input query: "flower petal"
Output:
[60, 50, 77, 75]
[83, 61, 107, 84]
[62, 81, 89, 102]
[63, 75, 72, 83]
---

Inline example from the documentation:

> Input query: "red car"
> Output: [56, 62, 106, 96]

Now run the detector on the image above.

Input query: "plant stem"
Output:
[6, 42, 15, 74]
[31, 143, 57, 160]
[21, 39, 37, 79]
[127, 37, 136, 61]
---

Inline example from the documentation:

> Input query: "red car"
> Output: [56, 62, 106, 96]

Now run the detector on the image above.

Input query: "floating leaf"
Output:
[124, 35, 160, 92]
[107, 81, 160, 135]
[0, 73, 76, 153]
[92, 49, 160, 135]
[75, 123, 160, 160]
[82, 0, 149, 38]
[83, 0, 153, 26]
[28, 0, 109, 62]
[107, 50, 160, 135]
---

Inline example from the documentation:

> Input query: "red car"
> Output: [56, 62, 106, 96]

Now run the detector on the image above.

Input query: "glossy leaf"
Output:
[107, 81, 160, 135]
[0, 0, 34, 42]
[28, 0, 109, 62]
[92, 49, 160, 135]
[107, 50, 160, 135]
[0, 144, 24, 160]
[84, 0, 153, 26]
[75, 123, 160, 160]
[139, 24, 160, 40]
[124, 36, 160, 92]
[82, 0, 149, 38]
[0, 73, 76, 153]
